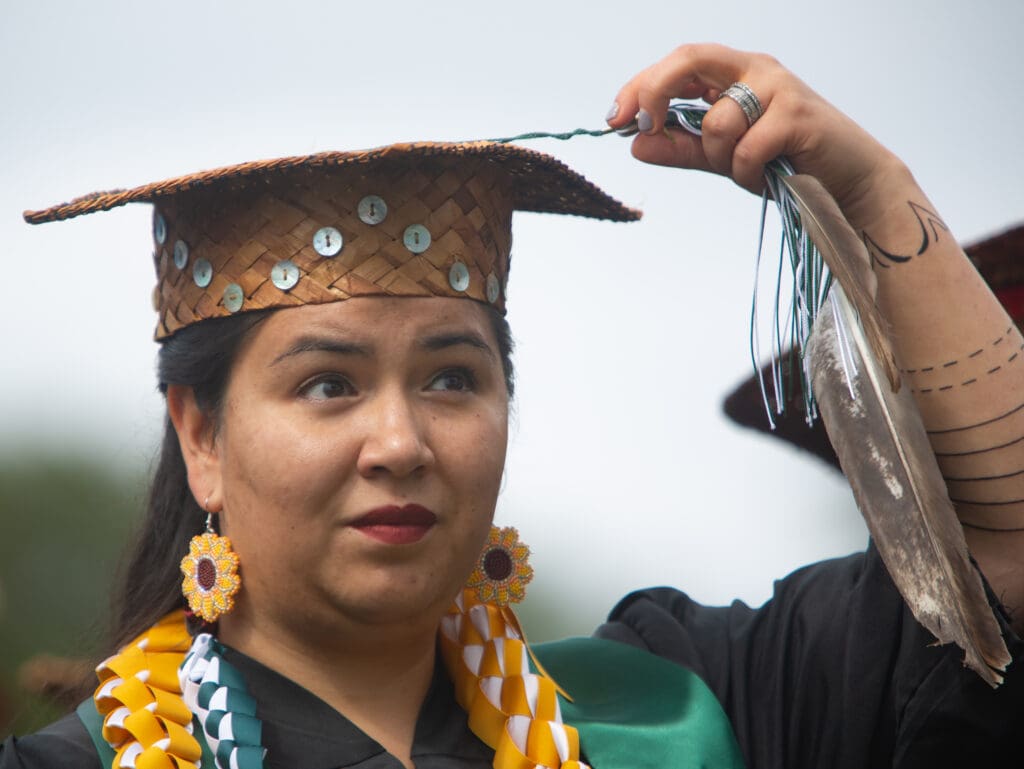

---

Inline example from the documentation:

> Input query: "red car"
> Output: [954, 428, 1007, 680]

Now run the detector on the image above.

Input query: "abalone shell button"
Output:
[223, 283, 244, 313]
[486, 273, 501, 303]
[271, 260, 300, 291]
[174, 239, 190, 270]
[154, 213, 167, 245]
[449, 261, 470, 292]
[313, 226, 343, 257]
[192, 258, 212, 288]
[403, 224, 431, 254]
[358, 195, 387, 225]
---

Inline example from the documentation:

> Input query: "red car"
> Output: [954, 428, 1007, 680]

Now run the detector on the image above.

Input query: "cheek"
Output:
[215, 407, 357, 555]
[462, 405, 508, 489]
[447, 404, 509, 529]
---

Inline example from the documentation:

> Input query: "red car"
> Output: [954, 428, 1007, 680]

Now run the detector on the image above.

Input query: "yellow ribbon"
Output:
[94, 609, 202, 769]
[440, 589, 591, 769]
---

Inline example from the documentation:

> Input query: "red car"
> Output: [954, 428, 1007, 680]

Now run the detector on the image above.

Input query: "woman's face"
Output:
[193, 297, 509, 636]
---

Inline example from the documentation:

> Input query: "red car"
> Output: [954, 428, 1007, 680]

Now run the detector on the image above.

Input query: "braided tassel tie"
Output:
[93, 610, 202, 769]
[440, 589, 590, 769]
[179, 634, 266, 769]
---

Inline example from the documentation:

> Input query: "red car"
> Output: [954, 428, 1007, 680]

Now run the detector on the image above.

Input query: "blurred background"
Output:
[2, 0, 1022, 737]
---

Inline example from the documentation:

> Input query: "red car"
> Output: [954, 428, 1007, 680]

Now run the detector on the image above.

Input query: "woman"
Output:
[2, 43, 1020, 769]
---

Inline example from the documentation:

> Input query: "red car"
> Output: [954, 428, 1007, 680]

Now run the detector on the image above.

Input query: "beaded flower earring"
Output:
[180, 506, 241, 623]
[465, 525, 534, 606]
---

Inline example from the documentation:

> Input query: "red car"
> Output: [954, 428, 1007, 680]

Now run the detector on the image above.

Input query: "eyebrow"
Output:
[419, 331, 496, 360]
[269, 337, 372, 367]
[269, 330, 495, 367]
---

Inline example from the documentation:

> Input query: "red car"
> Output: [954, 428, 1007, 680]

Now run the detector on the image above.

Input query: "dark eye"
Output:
[427, 369, 474, 393]
[300, 375, 354, 401]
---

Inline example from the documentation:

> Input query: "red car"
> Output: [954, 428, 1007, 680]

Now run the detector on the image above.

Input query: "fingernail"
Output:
[605, 102, 620, 122]
[637, 108, 654, 134]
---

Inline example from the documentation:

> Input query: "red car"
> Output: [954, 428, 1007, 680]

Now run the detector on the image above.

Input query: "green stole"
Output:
[78, 637, 745, 769]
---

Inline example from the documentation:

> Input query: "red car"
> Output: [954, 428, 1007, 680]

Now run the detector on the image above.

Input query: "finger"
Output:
[608, 43, 753, 132]
[633, 43, 758, 133]
[632, 48, 706, 134]
[638, 43, 753, 97]
[699, 94, 756, 175]
[607, 74, 705, 130]
[630, 129, 715, 174]
[606, 70, 651, 130]
[731, 111, 792, 194]
[607, 59, 681, 130]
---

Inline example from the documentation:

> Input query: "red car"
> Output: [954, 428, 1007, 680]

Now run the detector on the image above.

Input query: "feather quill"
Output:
[780, 175, 900, 392]
[790, 176, 1011, 686]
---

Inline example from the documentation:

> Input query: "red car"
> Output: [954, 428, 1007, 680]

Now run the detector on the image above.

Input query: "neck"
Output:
[218, 607, 440, 769]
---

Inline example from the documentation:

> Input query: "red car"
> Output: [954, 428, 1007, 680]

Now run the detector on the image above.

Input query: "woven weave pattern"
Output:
[153, 158, 512, 339]
[24, 142, 641, 224]
[24, 141, 641, 340]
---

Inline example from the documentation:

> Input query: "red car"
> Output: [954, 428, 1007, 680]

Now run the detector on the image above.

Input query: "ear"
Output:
[167, 384, 223, 512]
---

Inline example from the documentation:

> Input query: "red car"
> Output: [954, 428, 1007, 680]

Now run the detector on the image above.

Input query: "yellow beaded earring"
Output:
[465, 525, 534, 606]
[180, 502, 241, 623]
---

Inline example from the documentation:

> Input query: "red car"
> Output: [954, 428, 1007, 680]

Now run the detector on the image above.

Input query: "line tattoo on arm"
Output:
[862, 201, 949, 268]
[905, 329, 1021, 394]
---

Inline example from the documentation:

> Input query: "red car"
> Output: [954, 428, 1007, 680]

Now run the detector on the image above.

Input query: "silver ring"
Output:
[719, 82, 764, 127]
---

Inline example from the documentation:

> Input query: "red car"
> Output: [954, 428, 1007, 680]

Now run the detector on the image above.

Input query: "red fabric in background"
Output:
[995, 286, 1024, 326]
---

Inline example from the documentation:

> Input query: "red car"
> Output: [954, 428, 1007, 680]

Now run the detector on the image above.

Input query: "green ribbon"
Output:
[533, 637, 746, 769]
[76, 700, 115, 768]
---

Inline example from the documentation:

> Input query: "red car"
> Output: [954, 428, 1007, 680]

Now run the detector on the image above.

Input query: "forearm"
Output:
[844, 159, 1024, 621]
[606, 42, 1024, 625]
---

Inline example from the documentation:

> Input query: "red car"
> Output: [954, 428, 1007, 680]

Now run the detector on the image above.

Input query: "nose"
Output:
[356, 387, 435, 479]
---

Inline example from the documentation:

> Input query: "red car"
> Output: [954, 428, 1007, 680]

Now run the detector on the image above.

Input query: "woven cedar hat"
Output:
[24, 141, 640, 340]
[724, 223, 1024, 470]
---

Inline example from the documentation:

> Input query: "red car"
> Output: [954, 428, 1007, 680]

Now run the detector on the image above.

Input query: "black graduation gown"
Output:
[0, 647, 494, 769]
[596, 543, 1024, 768]
[2, 544, 1021, 768]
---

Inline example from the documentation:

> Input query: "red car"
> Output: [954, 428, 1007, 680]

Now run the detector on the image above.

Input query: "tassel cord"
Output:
[491, 103, 830, 425]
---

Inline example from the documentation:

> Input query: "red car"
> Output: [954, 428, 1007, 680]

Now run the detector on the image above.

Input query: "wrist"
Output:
[832, 153, 919, 235]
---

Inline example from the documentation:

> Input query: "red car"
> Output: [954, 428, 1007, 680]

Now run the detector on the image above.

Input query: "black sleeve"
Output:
[595, 542, 1024, 769]
[0, 713, 101, 769]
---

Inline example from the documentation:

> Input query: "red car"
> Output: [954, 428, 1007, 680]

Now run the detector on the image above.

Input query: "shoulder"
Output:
[596, 545, 1024, 766]
[0, 713, 102, 769]
[596, 549, 885, 671]
[532, 637, 746, 769]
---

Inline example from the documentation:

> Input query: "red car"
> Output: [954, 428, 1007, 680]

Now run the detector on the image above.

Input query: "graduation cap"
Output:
[24, 142, 640, 340]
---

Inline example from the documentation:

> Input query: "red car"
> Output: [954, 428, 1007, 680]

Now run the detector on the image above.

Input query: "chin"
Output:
[327, 575, 463, 629]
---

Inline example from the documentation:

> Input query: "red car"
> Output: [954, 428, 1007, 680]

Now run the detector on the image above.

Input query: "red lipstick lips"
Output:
[349, 504, 437, 545]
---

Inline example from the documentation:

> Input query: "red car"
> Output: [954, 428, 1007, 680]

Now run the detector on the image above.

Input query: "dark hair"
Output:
[107, 304, 515, 650]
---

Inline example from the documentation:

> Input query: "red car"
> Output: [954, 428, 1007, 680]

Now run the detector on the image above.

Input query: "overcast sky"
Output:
[2, 0, 1022, 636]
